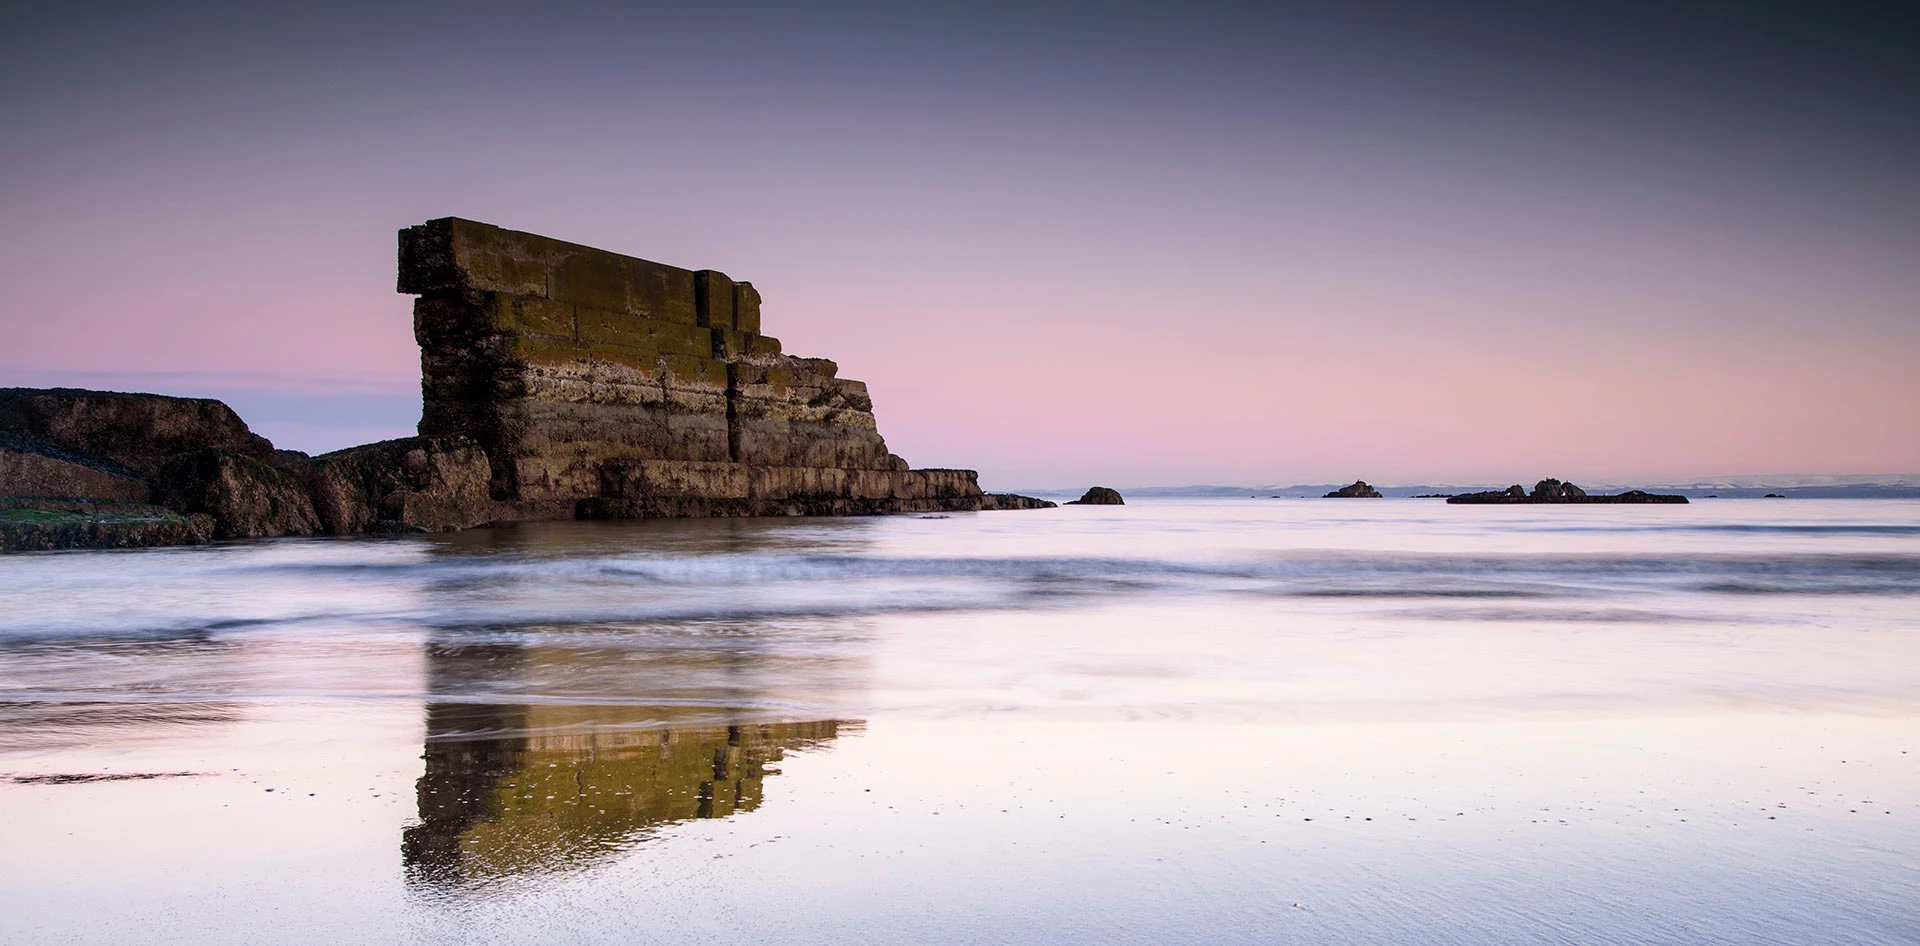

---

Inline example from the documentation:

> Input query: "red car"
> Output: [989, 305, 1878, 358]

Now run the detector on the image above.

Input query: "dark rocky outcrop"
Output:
[1, 433, 151, 503]
[1066, 486, 1125, 505]
[1600, 489, 1688, 504]
[1530, 478, 1587, 502]
[152, 450, 324, 539]
[1324, 481, 1383, 498]
[0, 388, 270, 477]
[1452, 485, 1532, 503]
[1447, 479, 1688, 505]
[303, 436, 500, 534]
[981, 493, 1058, 510]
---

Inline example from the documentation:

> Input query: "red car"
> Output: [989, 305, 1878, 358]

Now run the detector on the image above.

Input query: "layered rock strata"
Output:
[1, 432, 151, 504]
[399, 217, 1029, 518]
[0, 387, 271, 477]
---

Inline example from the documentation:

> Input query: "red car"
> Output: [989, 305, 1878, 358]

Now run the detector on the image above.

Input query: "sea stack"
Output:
[400, 217, 1015, 519]
[1, 218, 1055, 550]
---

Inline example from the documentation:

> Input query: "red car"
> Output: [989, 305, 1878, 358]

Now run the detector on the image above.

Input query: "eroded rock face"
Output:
[304, 436, 499, 534]
[0, 434, 151, 502]
[398, 217, 1030, 517]
[153, 449, 323, 539]
[1066, 486, 1125, 505]
[1530, 478, 1587, 502]
[0, 388, 272, 477]
[1324, 481, 1383, 498]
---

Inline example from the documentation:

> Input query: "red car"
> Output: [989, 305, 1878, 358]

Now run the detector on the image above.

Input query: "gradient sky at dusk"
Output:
[3, 1, 1916, 488]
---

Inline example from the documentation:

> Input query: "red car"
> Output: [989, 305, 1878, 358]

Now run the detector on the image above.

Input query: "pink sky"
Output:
[2, 4, 1915, 489]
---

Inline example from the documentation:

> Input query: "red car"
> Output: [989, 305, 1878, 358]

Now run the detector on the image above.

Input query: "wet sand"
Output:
[2, 499, 1916, 944]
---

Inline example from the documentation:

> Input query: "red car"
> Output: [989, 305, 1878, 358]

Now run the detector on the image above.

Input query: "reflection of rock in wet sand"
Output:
[402, 643, 853, 886]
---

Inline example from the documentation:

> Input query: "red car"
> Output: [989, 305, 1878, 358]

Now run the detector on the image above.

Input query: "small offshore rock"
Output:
[979, 493, 1057, 510]
[1448, 478, 1687, 504]
[1066, 486, 1124, 505]
[1324, 481, 1383, 498]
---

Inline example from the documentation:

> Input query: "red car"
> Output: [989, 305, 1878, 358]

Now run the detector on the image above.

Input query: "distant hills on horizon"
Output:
[1015, 474, 1920, 500]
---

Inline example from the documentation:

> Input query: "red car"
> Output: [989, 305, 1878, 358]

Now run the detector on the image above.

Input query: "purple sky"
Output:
[3, 2, 1916, 489]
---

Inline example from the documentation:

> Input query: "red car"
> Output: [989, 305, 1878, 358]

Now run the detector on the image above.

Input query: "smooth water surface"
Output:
[2, 499, 1917, 944]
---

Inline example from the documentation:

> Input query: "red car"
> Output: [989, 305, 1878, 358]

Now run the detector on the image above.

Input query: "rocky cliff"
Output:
[1, 218, 1048, 549]
[399, 217, 1025, 519]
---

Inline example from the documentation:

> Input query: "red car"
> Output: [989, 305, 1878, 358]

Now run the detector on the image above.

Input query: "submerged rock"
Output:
[1066, 486, 1124, 505]
[1324, 481, 1383, 498]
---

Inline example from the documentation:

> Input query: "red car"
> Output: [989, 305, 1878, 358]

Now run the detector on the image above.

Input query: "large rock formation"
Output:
[399, 217, 1015, 518]
[1, 218, 1048, 549]
[1447, 478, 1688, 504]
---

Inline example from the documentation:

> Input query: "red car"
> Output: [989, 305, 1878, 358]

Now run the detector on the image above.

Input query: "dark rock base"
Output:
[0, 499, 215, 552]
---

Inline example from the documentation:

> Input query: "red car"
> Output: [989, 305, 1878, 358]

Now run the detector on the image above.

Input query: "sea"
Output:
[1, 498, 1916, 945]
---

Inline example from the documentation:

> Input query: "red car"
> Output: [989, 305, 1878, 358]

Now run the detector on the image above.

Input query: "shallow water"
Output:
[1, 498, 1916, 944]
